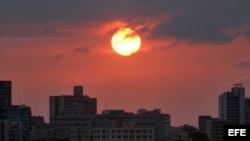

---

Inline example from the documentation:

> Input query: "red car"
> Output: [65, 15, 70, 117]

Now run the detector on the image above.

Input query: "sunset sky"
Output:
[1, 1, 250, 127]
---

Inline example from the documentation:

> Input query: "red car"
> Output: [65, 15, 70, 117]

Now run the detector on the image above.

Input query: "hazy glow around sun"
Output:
[111, 28, 141, 56]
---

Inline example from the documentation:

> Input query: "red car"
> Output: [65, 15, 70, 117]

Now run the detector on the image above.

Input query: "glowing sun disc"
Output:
[111, 28, 141, 56]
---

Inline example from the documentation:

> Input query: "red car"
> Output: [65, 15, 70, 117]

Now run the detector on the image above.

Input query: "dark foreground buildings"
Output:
[49, 86, 171, 141]
[5, 79, 247, 140]
[199, 83, 250, 141]
[0, 80, 32, 141]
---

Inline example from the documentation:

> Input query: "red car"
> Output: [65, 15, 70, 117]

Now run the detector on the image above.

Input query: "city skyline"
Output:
[1, 79, 249, 128]
[1, 1, 250, 128]
[1, 80, 249, 140]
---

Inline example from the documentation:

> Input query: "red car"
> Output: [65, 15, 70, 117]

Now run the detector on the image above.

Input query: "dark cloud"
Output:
[245, 29, 250, 37]
[1, 1, 250, 43]
[43, 27, 55, 34]
[0, 0, 170, 24]
[0, 26, 60, 37]
[236, 59, 250, 68]
[151, 1, 250, 43]
[152, 21, 231, 43]
[42, 27, 61, 36]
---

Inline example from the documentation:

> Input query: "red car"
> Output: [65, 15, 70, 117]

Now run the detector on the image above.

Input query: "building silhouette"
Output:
[245, 98, 250, 124]
[0, 81, 11, 106]
[64, 109, 170, 141]
[0, 81, 12, 120]
[0, 80, 32, 141]
[49, 86, 97, 119]
[48, 86, 171, 141]
[70, 127, 155, 141]
[219, 83, 245, 124]
[49, 86, 97, 139]
[9, 105, 32, 140]
[199, 83, 250, 141]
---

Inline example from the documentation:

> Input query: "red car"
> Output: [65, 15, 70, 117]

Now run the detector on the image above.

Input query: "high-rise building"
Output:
[0, 81, 12, 119]
[49, 85, 97, 119]
[0, 81, 11, 107]
[199, 83, 250, 141]
[219, 83, 245, 124]
[0, 80, 33, 140]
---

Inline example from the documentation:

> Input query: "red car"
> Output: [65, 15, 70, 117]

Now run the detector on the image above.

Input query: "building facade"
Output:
[0, 81, 12, 119]
[70, 127, 154, 141]
[206, 118, 232, 141]
[198, 115, 212, 133]
[245, 98, 250, 124]
[92, 109, 170, 141]
[0, 120, 23, 141]
[49, 86, 97, 139]
[219, 83, 245, 124]
[49, 86, 97, 119]
[0, 81, 11, 107]
[9, 105, 32, 140]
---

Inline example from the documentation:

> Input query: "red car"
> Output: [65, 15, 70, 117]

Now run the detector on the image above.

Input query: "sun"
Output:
[111, 27, 141, 56]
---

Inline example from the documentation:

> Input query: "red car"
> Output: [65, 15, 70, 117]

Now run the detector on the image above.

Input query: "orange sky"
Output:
[1, 1, 250, 127]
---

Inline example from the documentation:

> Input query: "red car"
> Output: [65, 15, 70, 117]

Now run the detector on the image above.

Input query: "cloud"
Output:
[0, 25, 61, 37]
[236, 59, 250, 68]
[0, 1, 170, 24]
[245, 29, 250, 37]
[152, 20, 232, 43]
[42, 27, 61, 36]
[1, 1, 250, 43]
[151, 1, 250, 43]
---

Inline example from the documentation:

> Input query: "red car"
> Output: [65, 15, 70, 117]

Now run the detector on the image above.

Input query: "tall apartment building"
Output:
[199, 83, 250, 141]
[0, 81, 11, 106]
[219, 83, 245, 124]
[0, 80, 32, 140]
[49, 86, 97, 119]
[0, 81, 12, 119]
[49, 86, 97, 139]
